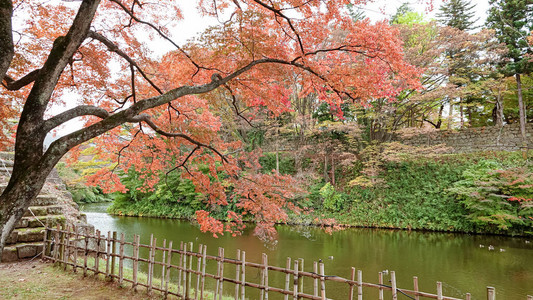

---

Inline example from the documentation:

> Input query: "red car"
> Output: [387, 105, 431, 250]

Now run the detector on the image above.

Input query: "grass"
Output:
[62, 256, 234, 300]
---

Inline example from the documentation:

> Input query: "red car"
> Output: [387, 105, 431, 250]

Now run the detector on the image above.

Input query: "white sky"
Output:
[360, 0, 489, 27]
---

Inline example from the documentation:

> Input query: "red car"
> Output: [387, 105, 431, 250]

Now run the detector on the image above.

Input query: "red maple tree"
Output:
[0, 0, 421, 259]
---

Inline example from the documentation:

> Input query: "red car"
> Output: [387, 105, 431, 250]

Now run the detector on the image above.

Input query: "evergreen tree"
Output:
[437, 0, 479, 31]
[486, 0, 533, 158]
[390, 3, 414, 25]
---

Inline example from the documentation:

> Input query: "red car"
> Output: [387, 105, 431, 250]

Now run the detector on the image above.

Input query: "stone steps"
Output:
[0, 152, 14, 160]
[8, 227, 46, 244]
[23, 205, 64, 217]
[31, 194, 60, 206]
[0, 152, 92, 262]
[15, 215, 66, 229]
[1, 242, 44, 262]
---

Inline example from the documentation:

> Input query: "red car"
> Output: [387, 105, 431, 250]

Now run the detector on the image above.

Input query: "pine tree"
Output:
[437, 0, 479, 31]
[486, 0, 533, 158]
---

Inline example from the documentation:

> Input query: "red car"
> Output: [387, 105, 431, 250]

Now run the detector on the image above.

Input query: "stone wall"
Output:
[396, 123, 533, 153]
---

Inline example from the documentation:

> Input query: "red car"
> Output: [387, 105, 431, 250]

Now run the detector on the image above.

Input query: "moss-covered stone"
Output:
[1, 246, 18, 262]
[15, 227, 45, 243]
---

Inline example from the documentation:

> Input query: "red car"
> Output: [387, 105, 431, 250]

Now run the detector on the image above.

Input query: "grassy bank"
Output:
[74, 151, 533, 236]
[305, 151, 533, 236]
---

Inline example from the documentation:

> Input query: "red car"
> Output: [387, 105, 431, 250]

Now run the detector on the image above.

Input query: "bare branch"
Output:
[88, 31, 162, 94]
[127, 113, 228, 163]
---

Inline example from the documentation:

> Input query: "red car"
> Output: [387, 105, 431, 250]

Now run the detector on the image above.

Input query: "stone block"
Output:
[17, 244, 39, 259]
[16, 228, 45, 243]
[6, 231, 18, 244]
[24, 206, 47, 217]
[1, 246, 18, 262]
[31, 195, 57, 206]
[15, 218, 29, 229]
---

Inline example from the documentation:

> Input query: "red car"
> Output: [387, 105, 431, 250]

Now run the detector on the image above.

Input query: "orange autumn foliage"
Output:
[2, 0, 423, 240]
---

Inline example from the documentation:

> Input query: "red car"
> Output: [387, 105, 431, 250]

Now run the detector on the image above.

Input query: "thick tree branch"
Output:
[45, 54, 361, 162]
[1, 69, 40, 90]
[0, 0, 14, 84]
[43, 105, 110, 132]
[15, 0, 101, 173]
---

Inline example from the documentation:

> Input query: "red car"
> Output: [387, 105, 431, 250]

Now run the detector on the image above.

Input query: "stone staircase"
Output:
[1, 152, 88, 262]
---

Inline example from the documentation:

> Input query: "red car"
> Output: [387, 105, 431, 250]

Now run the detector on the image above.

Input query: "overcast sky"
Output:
[358, 0, 489, 27]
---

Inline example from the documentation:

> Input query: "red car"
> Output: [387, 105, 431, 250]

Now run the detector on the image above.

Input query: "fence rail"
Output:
[42, 225, 531, 300]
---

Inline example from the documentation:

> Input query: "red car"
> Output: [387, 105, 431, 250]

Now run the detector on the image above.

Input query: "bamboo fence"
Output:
[42, 225, 532, 300]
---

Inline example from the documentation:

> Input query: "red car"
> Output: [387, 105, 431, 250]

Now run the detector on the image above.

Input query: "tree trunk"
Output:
[323, 153, 328, 182]
[459, 97, 464, 128]
[516, 74, 528, 159]
[447, 102, 453, 129]
[0, 161, 56, 262]
[0, 0, 13, 83]
[0, 0, 101, 261]
[494, 88, 504, 127]
[330, 155, 335, 186]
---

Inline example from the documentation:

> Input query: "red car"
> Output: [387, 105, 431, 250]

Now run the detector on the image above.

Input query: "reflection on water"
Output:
[81, 203, 533, 299]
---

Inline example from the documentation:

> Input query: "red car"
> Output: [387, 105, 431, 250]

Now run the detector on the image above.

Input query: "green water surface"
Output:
[82, 203, 532, 299]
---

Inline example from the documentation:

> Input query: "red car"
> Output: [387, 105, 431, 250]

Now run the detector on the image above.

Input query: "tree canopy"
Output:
[0, 0, 422, 257]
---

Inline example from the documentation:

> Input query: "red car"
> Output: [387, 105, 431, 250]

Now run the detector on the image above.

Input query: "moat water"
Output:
[82, 202, 532, 299]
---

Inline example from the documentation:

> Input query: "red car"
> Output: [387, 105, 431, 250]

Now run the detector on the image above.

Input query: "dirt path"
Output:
[0, 260, 158, 299]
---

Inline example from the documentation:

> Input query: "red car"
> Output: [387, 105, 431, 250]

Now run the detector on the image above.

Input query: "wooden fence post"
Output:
[110, 231, 117, 278]
[235, 249, 241, 300]
[437, 282, 443, 300]
[178, 241, 184, 296]
[59, 225, 65, 265]
[73, 226, 79, 274]
[160, 239, 167, 290]
[42, 227, 49, 258]
[165, 240, 173, 299]
[217, 247, 225, 300]
[391, 271, 398, 300]
[132, 234, 140, 291]
[487, 287, 495, 300]
[147, 234, 155, 296]
[357, 269, 363, 300]
[319, 262, 326, 300]
[349, 267, 355, 300]
[527, 295, 532, 300]
[183, 242, 188, 299]
[118, 232, 125, 285]
[413, 276, 419, 300]
[378, 272, 384, 300]
[105, 231, 111, 279]
[83, 227, 89, 277]
[293, 260, 299, 300]
[313, 261, 318, 298]
[188, 242, 193, 298]
[285, 257, 292, 300]
[298, 258, 304, 295]
[201, 245, 208, 300]
[63, 226, 71, 271]
[240, 251, 246, 300]
[95, 229, 101, 275]
[466, 293, 471, 300]
[195, 244, 202, 300]
[53, 225, 60, 263]
[263, 253, 269, 300]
